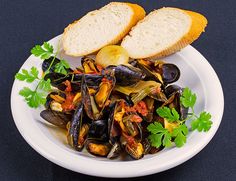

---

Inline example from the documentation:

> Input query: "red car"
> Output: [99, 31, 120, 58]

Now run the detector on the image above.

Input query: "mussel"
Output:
[82, 71, 115, 120]
[67, 103, 89, 151]
[42, 57, 60, 72]
[81, 57, 100, 74]
[105, 65, 145, 86]
[87, 120, 108, 142]
[164, 85, 188, 120]
[132, 59, 180, 85]
[121, 134, 144, 160]
[45, 91, 66, 110]
[86, 141, 111, 157]
[40, 110, 72, 129]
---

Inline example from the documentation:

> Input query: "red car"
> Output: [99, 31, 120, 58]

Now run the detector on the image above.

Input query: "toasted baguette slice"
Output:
[121, 7, 207, 59]
[62, 2, 145, 56]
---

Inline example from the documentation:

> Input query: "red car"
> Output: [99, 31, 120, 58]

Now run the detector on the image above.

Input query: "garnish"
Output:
[54, 59, 70, 75]
[147, 122, 172, 148]
[15, 42, 70, 108]
[15, 67, 39, 83]
[19, 87, 46, 108]
[172, 124, 188, 147]
[191, 111, 212, 132]
[156, 107, 179, 122]
[31, 42, 54, 59]
[148, 87, 212, 148]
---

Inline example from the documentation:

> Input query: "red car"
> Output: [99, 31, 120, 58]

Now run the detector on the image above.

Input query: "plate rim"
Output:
[11, 35, 224, 178]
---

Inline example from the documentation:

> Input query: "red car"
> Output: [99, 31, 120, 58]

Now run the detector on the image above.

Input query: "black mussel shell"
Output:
[105, 65, 145, 86]
[67, 103, 87, 151]
[162, 64, 180, 84]
[84, 74, 103, 88]
[141, 138, 152, 155]
[88, 120, 108, 141]
[40, 110, 72, 129]
[44, 72, 68, 87]
[164, 84, 182, 98]
[107, 142, 121, 159]
[42, 57, 60, 72]
[164, 85, 189, 120]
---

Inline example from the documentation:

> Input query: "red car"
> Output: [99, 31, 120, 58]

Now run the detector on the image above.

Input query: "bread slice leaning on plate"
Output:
[121, 7, 207, 59]
[62, 2, 145, 56]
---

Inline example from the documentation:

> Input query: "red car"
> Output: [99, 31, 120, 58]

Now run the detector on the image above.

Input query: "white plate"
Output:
[11, 35, 224, 178]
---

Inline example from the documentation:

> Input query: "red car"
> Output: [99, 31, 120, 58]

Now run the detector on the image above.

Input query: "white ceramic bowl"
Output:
[11, 35, 224, 178]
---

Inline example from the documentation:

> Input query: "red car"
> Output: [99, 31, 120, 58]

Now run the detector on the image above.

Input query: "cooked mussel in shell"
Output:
[132, 59, 180, 85]
[105, 65, 145, 86]
[67, 103, 89, 151]
[40, 110, 72, 129]
[86, 141, 111, 157]
[164, 85, 188, 120]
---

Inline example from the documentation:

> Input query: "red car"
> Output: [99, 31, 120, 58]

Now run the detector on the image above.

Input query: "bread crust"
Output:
[121, 7, 207, 60]
[145, 8, 207, 60]
[62, 2, 145, 57]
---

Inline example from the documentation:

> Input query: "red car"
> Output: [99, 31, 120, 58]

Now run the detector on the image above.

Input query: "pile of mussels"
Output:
[40, 56, 188, 160]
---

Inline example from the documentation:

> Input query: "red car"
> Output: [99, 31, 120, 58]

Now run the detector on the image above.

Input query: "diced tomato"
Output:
[64, 80, 72, 92]
[61, 92, 75, 111]
[130, 115, 142, 123]
[133, 101, 148, 116]
[96, 64, 103, 72]
[122, 132, 136, 146]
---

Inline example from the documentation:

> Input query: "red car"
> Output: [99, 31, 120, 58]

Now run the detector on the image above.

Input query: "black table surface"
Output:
[1, 0, 235, 180]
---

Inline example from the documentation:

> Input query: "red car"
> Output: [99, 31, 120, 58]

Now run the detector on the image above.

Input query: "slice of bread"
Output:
[121, 7, 207, 59]
[62, 2, 145, 56]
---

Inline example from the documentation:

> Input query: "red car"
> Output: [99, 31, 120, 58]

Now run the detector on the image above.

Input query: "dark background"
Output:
[0, 0, 235, 180]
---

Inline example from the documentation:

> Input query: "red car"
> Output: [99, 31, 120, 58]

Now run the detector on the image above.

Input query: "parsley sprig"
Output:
[15, 66, 52, 108]
[15, 42, 70, 108]
[148, 87, 212, 148]
[31, 42, 54, 59]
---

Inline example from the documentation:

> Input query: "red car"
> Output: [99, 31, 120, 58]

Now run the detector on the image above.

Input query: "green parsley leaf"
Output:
[54, 59, 70, 75]
[180, 87, 197, 109]
[38, 79, 51, 91]
[172, 124, 188, 147]
[15, 67, 39, 83]
[147, 122, 172, 148]
[191, 111, 212, 132]
[156, 107, 180, 122]
[31, 42, 54, 60]
[19, 87, 46, 108]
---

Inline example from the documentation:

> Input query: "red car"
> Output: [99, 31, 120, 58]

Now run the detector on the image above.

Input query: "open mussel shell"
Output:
[132, 59, 180, 85]
[67, 103, 89, 151]
[164, 85, 189, 120]
[45, 91, 66, 110]
[81, 75, 98, 120]
[141, 138, 152, 155]
[81, 56, 100, 74]
[125, 141, 144, 160]
[40, 110, 72, 129]
[86, 141, 111, 157]
[105, 65, 145, 86]
[108, 102, 121, 145]
[82, 71, 115, 120]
